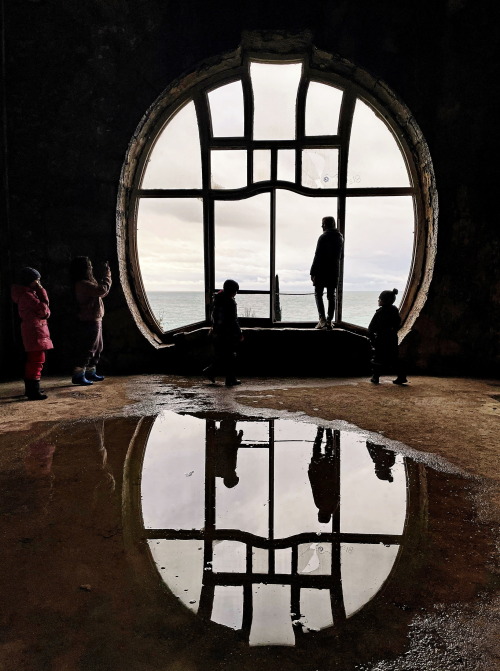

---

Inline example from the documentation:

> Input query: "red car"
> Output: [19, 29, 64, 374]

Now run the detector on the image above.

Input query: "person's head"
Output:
[223, 473, 239, 488]
[378, 288, 398, 306]
[223, 279, 239, 297]
[318, 510, 332, 524]
[321, 216, 336, 231]
[18, 267, 41, 287]
[70, 256, 93, 284]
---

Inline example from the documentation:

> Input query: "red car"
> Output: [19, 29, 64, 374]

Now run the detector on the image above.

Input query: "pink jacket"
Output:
[11, 284, 54, 352]
[75, 268, 111, 321]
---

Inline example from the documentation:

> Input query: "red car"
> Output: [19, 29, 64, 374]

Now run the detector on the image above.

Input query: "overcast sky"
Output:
[137, 62, 413, 294]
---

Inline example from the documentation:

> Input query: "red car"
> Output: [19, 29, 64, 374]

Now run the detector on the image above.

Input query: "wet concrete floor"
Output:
[0, 375, 499, 670]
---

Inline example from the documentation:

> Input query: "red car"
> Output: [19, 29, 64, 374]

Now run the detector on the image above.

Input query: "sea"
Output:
[146, 291, 385, 331]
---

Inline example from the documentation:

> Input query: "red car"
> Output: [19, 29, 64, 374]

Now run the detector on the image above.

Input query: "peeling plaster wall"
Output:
[1, 0, 499, 377]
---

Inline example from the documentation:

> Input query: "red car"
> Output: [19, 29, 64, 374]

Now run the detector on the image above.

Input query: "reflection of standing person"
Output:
[70, 256, 111, 386]
[11, 267, 54, 400]
[204, 279, 244, 387]
[368, 288, 408, 385]
[214, 419, 243, 488]
[308, 426, 339, 523]
[366, 440, 396, 482]
[310, 216, 343, 330]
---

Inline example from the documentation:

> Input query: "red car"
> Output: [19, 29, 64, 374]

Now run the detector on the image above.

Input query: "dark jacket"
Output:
[211, 290, 241, 341]
[368, 304, 401, 362]
[310, 228, 344, 287]
[11, 284, 54, 352]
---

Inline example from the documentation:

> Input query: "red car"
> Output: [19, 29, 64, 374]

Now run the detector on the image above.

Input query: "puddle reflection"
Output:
[138, 412, 419, 646]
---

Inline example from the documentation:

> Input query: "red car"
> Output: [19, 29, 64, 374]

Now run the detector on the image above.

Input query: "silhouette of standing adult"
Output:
[308, 426, 340, 523]
[310, 216, 343, 330]
[214, 419, 243, 488]
[366, 440, 396, 483]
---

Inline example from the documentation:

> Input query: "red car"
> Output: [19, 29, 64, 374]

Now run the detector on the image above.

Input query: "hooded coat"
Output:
[11, 284, 54, 352]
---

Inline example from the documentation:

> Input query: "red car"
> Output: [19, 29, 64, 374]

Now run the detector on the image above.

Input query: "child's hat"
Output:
[19, 267, 41, 286]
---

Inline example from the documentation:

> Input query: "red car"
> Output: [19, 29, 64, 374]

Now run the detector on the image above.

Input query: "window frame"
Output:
[118, 46, 436, 344]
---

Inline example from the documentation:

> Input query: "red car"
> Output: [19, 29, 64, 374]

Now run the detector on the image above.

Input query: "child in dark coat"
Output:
[368, 288, 408, 385]
[203, 279, 243, 386]
[11, 267, 54, 400]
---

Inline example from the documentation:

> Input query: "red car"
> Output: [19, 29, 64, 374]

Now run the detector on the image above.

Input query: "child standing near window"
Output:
[368, 288, 408, 385]
[70, 256, 111, 386]
[11, 267, 53, 400]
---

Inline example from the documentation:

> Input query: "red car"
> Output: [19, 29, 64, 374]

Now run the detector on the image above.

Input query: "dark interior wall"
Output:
[1, 0, 499, 378]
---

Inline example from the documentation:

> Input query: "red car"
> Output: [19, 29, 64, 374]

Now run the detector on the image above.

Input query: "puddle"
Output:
[123, 410, 498, 663]
[1, 406, 497, 670]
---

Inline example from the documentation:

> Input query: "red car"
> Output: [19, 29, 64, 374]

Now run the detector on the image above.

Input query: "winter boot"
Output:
[24, 379, 48, 401]
[85, 367, 104, 381]
[72, 367, 93, 386]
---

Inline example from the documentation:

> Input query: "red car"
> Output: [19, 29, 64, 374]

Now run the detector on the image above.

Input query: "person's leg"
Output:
[393, 354, 408, 384]
[325, 286, 335, 328]
[24, 351, 47, 400]
[72, 322, 95, 385]
[86, 322, 105, 381]
[314, 285, 327, 328]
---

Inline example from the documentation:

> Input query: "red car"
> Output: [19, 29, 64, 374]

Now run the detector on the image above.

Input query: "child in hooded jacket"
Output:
[11, 267, 53, 400]
[368, 288, 408, 385]
[70, 256, 111, 385]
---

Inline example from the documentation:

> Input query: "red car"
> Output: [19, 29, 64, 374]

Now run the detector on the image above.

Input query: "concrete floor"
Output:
[0, 374, 499, 670]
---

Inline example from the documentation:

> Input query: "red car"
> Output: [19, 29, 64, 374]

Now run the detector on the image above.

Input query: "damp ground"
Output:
[0, 375, 499, 670]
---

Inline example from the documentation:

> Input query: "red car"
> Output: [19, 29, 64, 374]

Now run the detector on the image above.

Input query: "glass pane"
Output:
[340, 432, 407, 535]
[212, 586, 243, 630]
[299, 588, 334, 632]
[211, 150, 247, 189]
[141, 412, 206, 529]
[249, 585, 295, 646]
[148, 539, 203, 613]
[214, 193, 270, 302]
[347, 98, 410, 187]
[136, 198, 205, 331]
[341, 543, 400, 617]
[216, 443, 269, 537]
[250, 61, 302, 140]
[275, 190, 337, 322]
[277, 150, 295, 182]
[305, 81, 343, 136]
[212, 540, 246, 573]
[343, 196, 414, 326]
[252, 547, 268, 573]
[208, 80, 245, 137]
[142, 101, 202, 189]
[253, 149, 271, 182]
[302, 148, 338, 188]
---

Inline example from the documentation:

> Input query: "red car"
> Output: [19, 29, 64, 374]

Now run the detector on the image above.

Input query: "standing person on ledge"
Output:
[11, 267, 53, 400]
[203, 279, 244, 387]
[368, 288, 408, 385]
[310, 216, 343, 330]
[70, 256, 111, 386]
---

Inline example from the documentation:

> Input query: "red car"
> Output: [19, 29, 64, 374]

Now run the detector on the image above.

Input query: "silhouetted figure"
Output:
[214, 419, 243, 488]
[310, 216, 343, 330]
[70, 256, 112, 386]
[203, 279, 244, 387]
[366, 440, 396, 482]
[368, 288, 408, 385]
[11, 267, 53, 400]
[308, 427, 339, 523]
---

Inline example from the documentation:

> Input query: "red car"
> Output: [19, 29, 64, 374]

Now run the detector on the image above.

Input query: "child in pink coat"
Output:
[11, 267, 54, 400]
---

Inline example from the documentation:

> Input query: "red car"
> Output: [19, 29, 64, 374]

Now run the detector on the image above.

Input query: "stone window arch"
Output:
[118, 37, 436, 345]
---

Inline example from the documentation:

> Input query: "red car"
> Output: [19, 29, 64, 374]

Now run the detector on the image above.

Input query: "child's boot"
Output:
[393, 377, 408, 385]
[72, 367, 93, 386]
[85, 366, 104, 381]
[24, 379, 48, 400]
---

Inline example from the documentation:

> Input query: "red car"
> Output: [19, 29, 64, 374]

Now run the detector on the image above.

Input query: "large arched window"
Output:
[119, 45, 436, 342]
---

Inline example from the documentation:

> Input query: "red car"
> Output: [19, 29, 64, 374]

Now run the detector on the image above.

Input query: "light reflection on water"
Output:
[141, 411, 410, 646]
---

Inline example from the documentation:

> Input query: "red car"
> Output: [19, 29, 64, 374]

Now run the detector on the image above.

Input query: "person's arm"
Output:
[21, 289, 50, 319]
[78, 269, 111, 298]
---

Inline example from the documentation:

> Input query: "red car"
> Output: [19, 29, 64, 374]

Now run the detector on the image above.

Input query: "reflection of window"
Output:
[140, 413, 415, 646]
[132, 56, 419, 335]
